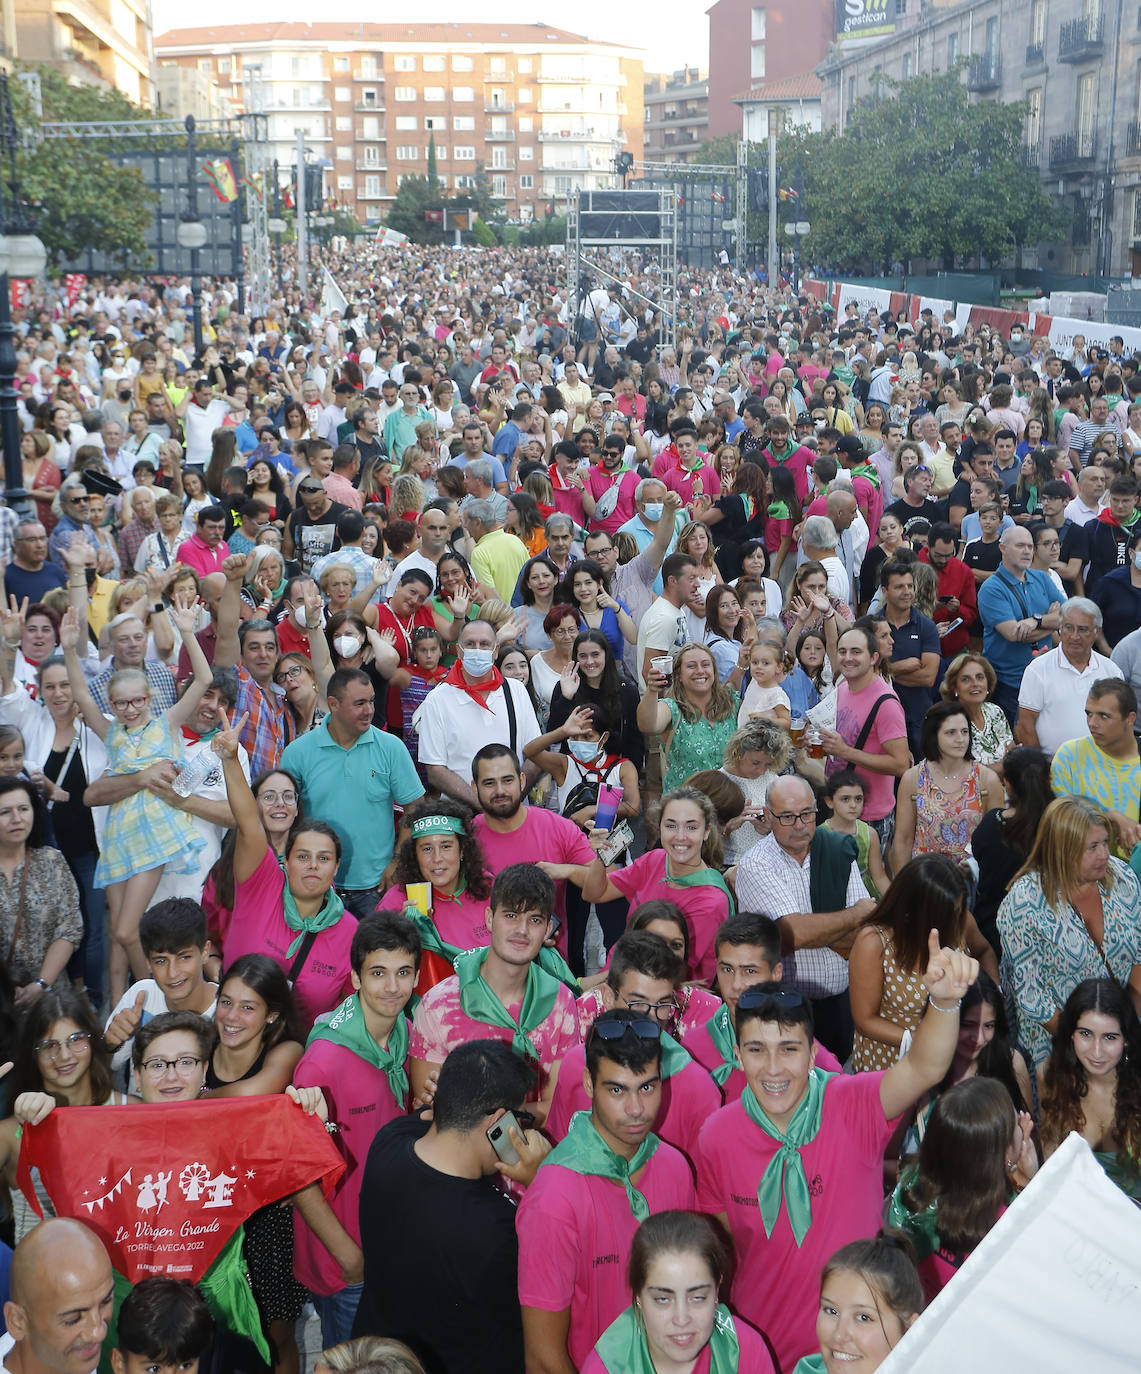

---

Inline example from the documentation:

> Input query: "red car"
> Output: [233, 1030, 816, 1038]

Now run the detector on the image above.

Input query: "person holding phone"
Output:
[516, 1010, 697, 1374]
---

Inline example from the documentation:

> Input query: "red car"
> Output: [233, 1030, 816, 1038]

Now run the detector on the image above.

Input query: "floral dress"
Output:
[663, 694, 740, 793]
[967, 701, 1013, 767]
[912, 761, 985, 862]
[853, 928, 928, 1073]
[94, 716, 204, 885]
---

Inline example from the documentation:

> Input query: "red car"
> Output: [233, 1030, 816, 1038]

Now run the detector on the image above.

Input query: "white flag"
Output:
[320, 267, 348, 318]
[878, 1133, 1141, 1372]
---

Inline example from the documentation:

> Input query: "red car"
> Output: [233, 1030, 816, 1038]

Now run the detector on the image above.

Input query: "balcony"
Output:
[356, 160, 387, 172]
[538, 128, 596, 141]
[1058, 15, 1103, 61]
[1019, 142, 1040, 168]
[353, 69, 381, 81]
[485, 100, 515, 113]
[1127, 121, 1141, 157]
[966, 53, 1002, 91]
[485, 129, 515, 142]
[1025, 40, 1046, 67]
[355, 125, 384, 140]
[354, 101, 384, 113]
[1049, 130, 1098, 169]
[488, 160, 516, 172]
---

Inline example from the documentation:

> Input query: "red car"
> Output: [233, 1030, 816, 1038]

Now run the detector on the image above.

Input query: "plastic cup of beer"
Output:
[790, 717, 806, 748]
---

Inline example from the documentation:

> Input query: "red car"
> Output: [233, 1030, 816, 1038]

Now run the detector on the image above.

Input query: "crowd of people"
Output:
[0, 239, 1137, 1373]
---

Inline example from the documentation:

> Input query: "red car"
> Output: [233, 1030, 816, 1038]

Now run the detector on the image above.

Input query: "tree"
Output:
[384, 174, 447, 244]
[426, 134, 439, 193]
[10, 64, 155, 268]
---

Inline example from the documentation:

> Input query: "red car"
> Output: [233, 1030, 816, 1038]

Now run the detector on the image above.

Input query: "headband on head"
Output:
[410, 814, 466, 840]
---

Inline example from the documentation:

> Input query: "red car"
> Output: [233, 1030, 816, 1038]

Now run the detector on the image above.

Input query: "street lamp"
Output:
[0, 73, 45, 520]
[180, 114, 206, 359]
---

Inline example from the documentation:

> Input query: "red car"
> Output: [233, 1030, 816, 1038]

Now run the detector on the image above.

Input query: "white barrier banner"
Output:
[878, 1133, 1141, 1373]
[1032, 313, 1141, 356]
[836, 282, 894, 317]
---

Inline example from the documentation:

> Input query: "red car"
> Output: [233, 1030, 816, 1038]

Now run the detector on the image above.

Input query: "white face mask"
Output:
[334, 634, 362, 659]
[292, 605, 323, 630]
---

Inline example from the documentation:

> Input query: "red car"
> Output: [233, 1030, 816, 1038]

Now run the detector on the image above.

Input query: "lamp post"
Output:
[177, 114, 206, 360]
[0, 73, 45, 520]
[270, 157, 285, 295]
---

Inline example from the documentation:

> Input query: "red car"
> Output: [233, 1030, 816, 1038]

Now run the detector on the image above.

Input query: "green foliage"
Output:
[427, 134, 439, 192]
[472, 216, 497, 247]
[777, 71, 1065, 271]
[10, 64, 156, 268]
[384, 175, 447, 243]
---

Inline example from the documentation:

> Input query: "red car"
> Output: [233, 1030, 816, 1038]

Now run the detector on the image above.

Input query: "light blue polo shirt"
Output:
[977, 566, 1065, 688]
[280, 717, 425, 888]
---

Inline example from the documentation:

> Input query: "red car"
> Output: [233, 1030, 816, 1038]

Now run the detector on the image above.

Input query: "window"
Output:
[455, 174, 474, 189]
[1078, 72, 1095, 154]
[337, 174, 352, 189]
[394, 55, 415, 71]
[520, 173, 534, 188]
[363, 146, 381, 164]
[218, 57, 231, 73]
[492, 146, 508, 168]
[519, 57, 532, 72]
[360, 89, 379, 108]
[493, 175, 507, 197]
[396, 115, 417, 130]
[335, 86, 350, 101]
[490, 56, 506, 72]
[1030, 0, 1046, 45]
[519, 116, 533, 131]
[424, 55, 445, 71]
[433, 145, 448, 161]
[1133, 187, 1141, 241]
[453, 86, 474, 101]
[364, 174, 381, 196]
[424, 115, 445, 130]
[751, 6, 767, 38]
[947, 33, 959, 64]
[519, 88, 532, 103]
[751, 45, 765, 79]
[358, 56, 376, 78]
[336, 146, 351, 161]
[424, 87, 446, 102]
[198, 59, 211, 74]
[361, 116, 380, 138]
[396, 145, 419, 160]
[336, 116, 351, 131]
[453, 115, 475, 130]
[901, 52, 912, 78]
[455, 145, 476, 160]
[452, 55, 473, 71]
[520, 145, 534, 160]
[334, 57, 349, 72]
[394, 87, 415, 101]
[985, 16, 998, 56]
[1026, 87, 1042, 149]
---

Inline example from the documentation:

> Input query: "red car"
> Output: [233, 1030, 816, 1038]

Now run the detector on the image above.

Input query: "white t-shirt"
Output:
[0, 1331, 95, 1372]
[183, 397, 229, 467]
[152, 737, 251, 904]
[414, 677, 539, 788]
[737, 680, 792, 728]
[635, 596, 690, 690]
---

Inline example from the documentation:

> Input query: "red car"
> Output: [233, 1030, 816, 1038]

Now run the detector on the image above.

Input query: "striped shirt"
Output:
[1051, 736, 1141, 832]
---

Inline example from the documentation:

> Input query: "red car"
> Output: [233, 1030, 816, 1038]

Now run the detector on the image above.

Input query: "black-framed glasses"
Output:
[737, 986, 805, 1014]
[588, 1017, 661, 1044]
[621, 996, 678, 1024]
[139, 1054, 205, 1079]
[769, 807, 816, 827]
[298, 485, 322, 496]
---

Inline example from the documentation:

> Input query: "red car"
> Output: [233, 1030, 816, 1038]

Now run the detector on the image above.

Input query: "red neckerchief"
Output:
[549, 462, 576, 491]
[443, 660, 504, 711]
[1097, 507, 1128, 528]
[181, 724, 218, 743]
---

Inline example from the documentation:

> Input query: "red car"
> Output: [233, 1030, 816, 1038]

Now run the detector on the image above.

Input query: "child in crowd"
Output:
[737, 636, 791, 729]
[111, 1275, 214, 1374]
[401, 625, 448, 780]
[821, 768, 889, 899]
[960, 499, 1005, 586]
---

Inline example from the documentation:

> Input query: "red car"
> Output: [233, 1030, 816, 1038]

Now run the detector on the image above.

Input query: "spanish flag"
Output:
[201, 157, 239, 204]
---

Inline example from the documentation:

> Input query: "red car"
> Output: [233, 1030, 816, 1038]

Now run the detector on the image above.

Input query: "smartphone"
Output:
[597, 819, 634, 865]
[594, 784, 622, 833]
[406, 882, 432, 917]
[943, 617, 964, 633]
[487, 1111, 524, 1165]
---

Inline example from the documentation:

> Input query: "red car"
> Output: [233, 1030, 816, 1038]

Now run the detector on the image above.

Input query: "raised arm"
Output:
[0, 596, 26, 695]
[212, 713, 266, 883]
[165, 591, 215, 729]
[636, 663, 674, 735]
[59, 607, 109, 741]
[213, 552, 250, 670]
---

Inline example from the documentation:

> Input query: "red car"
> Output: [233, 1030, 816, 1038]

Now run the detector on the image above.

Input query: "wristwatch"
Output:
[34, 978, 48, 991]
[1033, 614, 1043, 628]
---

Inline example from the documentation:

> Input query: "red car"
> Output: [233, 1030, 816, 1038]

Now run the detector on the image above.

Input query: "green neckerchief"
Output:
[595, 1303, 740, 1374]
[791, 1357, 828, 1374]
[664, 860, 737, 917]
[307, 992, 409, 1109]
[281, 880, 345, 959]
[808, 827, 858, 916]
[705, 1003, 737, 1087]
[741, 1067, 834, 1246]
[768, 499, 790, 520]
[1024, 483, 1038, 515]
[885, 1166, 939, 1260]
[401, 903, 580, 993]
[767, 439, 796, 463]
[852, 461, 881, 489]
[544, 1110, 659, 1220]
[434, 875, 468, 904]
[659, 1030, 691, 1080]
[454, 946, 559, 1058]
[832, 365, 855, 388]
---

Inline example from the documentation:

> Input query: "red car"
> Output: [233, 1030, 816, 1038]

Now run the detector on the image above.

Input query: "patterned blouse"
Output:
[967, 701, 1013, 767]
[997, 859, 1141, 1067]
[0, 846, 83, 987]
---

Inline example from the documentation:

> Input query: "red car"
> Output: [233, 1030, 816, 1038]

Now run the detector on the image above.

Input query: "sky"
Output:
[151, 0, 710, 76]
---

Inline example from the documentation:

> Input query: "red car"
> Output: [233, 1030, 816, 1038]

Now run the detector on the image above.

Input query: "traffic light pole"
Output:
[296, 129, 307, 301]
[767, 111, 779, 289]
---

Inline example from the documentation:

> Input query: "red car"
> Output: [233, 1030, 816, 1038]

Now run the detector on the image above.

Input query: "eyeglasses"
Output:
[276, 665, 306, 682]
[1060, 623, 1095, 636]
[66, 495, 89, 505]
[768, 807, 816, 827]
[737, 986, 805, 1014]
[621, 996, 678, 1023]
[34, 1030, 92, 1060]
[258, 788, 297, 805]
[110, 695, 149, 712]
[298, 486, 322, 496]
[140, 1054, 205, 1079]
[589, 1017, 662, 1044]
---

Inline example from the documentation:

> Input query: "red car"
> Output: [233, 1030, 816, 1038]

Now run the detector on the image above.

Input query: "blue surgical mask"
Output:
[461, 646, 495, 678]
[643, 502, 664, 522]
[1134, 551, 1141, 572]
[567, 739, 599, 764]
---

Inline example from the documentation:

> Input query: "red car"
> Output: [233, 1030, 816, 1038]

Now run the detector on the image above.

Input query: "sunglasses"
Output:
[588, 1017, 661, 1044]
[737, 986, 805, 1014]
[298, 486, 322, 496]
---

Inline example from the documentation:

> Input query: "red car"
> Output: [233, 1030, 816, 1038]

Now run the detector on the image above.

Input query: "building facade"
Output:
[643, 67, 709, 162]
[154, 22, 643, 224]
[14, 0, 154, 104]
[736, 71, 823, 140]
[817, 0, 1140, 277]
[707, 0, 837, 137]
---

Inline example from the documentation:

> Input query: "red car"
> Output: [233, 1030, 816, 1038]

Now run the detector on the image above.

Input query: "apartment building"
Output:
[816, 0, 1141, 277]
[153, 21, 644, 224]
[14, 0, 154, 104]
[643, 67, 709, 162]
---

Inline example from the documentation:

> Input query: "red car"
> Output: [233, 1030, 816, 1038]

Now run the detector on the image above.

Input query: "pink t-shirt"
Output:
[682, 1020, 843, 1104]
[696, 1072, 898, 1374]
[608, 850, 731, 984]
[545, 1040, 718, 1167]
[225, 846, 357, 1027]
[662, 462, 722, 506]
[408, 971, 580, 1101]
[517, 1140, 697, 1369]
[581, 1316, 775, 1374]
[378, 883, 492, 952]
[574, 985, 722, 1044]
[473, 808, 595, 955]
[291, 1035, 404, 1294]
[830, 679, 907, 822]
[585, 467, 640, 535]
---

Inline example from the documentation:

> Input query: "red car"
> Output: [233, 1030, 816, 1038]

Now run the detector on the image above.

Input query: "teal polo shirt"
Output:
[280, 718, 425, 888]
